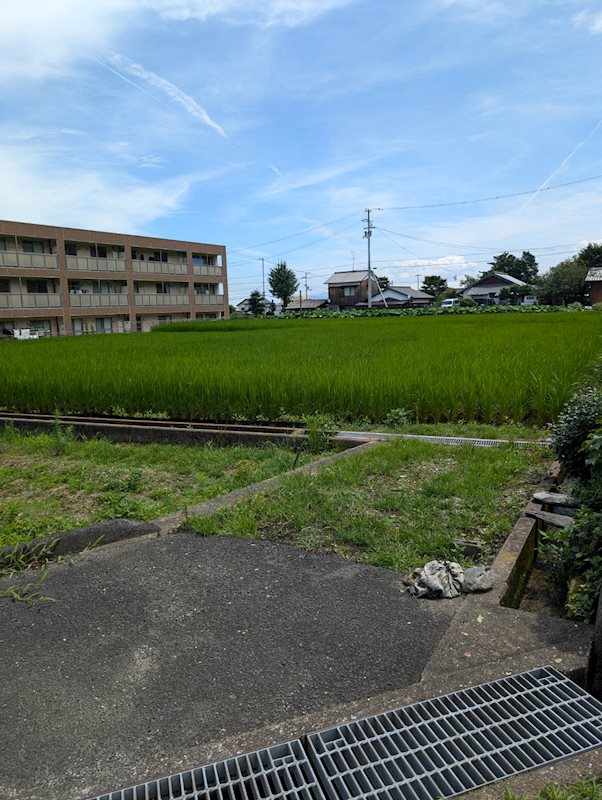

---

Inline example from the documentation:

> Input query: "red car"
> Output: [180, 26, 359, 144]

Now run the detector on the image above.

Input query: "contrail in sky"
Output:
[96, 53, 226, 138]
[518, 116, 602, 211]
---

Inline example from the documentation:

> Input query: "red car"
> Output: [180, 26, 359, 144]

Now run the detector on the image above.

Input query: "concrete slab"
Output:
[0, 533, 458, 800]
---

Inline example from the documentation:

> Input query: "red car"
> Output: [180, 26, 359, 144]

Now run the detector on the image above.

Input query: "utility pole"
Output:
[416, 274, 421, 290]
[364, 209, 373, 309]
[261, 258, 265, 299]
[350, 250, 356, 270]
[303, 272, 309, 300]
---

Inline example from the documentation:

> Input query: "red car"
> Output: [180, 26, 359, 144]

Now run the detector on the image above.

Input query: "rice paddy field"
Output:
[0, 314, 600, 424]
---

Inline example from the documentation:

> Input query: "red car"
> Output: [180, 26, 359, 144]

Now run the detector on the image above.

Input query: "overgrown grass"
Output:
[504, 778, 601, 800]
[0, 428, 316, 548]
[1, 314, 600, 424]
[188, 439, 547, 572]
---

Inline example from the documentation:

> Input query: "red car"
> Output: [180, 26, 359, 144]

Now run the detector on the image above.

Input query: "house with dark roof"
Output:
[356, 285, 434, 309]
[325, 270, 379, 309]
[459, 272, 528, 305]
[284, 297, 328, 311]
[586, 268, 602, 304]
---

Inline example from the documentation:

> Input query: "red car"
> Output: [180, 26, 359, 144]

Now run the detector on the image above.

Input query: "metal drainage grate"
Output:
[306, 666, 602, 800]
[91, 740, 327, 800]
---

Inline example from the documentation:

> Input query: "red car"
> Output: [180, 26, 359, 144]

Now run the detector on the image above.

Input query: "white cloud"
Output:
[257, 159, 374, 198]
[0, 0, 357, 80]
[0, 149, 195, 232]
[572, 9, 602, 33]
[106, 53, 226, 137]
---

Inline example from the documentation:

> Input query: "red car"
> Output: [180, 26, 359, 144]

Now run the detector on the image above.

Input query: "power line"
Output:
[379, 173, 602, 211]
[228, 212, 359, 254]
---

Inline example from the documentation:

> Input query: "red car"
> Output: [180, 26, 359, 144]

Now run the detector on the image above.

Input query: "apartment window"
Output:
[343, 286, 357, 297]
[90, 244, 108, 258]
[72, 319, 83, 336]
[192, 253, 214, 266]
[194, 283, 210, 295]
[22, 240, 44, 254]
[68, 281, 81, 293]
[131, 248, 145, 261]
[31, 319, 51, 334]
[157, 315, 172, 324]
[26, 279, 48, 294]
[95, 317, 113, 334]
[156, 282, 171, 294]
[0, 279, 9, 292]
[135, 315, 143, 332]
[65, 242, 77, 256]
[0, 238, 6, 251]
[92, 281, 110, 294]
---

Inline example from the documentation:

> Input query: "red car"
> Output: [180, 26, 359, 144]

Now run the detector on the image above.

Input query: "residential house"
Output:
[459, 272, 527, 305]
[0, 219, 228, 335]
[356, 285, 434, 309]
[586, 268, 602, 304]
[284, 297, 328, 311]
[325, 270, 379, 309]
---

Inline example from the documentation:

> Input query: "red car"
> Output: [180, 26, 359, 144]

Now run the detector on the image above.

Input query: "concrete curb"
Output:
[0, 518, 160, 569]
[152, 440, 379, 535]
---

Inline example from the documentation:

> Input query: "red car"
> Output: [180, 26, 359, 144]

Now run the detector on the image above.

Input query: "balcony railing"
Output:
[132, 260, 187, 275]
[66, 256, 127, 273]
[192, 265, 222, 277]
[0, 251, 59, 269]
[69, 293, 129, 308]
[195, 294, 224, 305]
[134, 294, 190, 307]
[0, 293, 62, 309]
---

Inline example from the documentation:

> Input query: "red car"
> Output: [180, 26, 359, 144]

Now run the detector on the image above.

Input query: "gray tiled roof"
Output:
[325, 270, 370, 285]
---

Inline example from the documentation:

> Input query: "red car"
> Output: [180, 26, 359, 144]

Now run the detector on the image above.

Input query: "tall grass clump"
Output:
[0, 314, 599, 425]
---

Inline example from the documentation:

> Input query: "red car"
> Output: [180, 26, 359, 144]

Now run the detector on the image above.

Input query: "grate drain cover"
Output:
[88, 668, 602, 800]
[306, 666, 602, 800]
[91, 740, 327, 800]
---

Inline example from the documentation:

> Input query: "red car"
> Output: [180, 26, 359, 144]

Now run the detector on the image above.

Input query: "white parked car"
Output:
[521, 295, 538, 306]
[440, 298, 461, 308]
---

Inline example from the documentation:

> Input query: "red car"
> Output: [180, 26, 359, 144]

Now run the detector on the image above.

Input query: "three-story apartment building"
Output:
[0, 220, 228, 336]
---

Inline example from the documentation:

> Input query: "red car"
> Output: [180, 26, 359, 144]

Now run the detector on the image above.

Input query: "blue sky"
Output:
[1, 0, 602, 302]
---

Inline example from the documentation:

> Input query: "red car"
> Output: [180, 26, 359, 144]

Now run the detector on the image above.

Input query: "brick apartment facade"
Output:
[0, 220, 228, 336]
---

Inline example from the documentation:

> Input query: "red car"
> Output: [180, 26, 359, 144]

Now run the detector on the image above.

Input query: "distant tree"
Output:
[460, 274, 478, 289]
[421, 275, 447, 297]
[537, 256, 590, 305]
[377, 275, 390, 290]
[488, 251, 538, 283]
[578, 242, 602, 274]
[268, 261, 298, 309]
[247, 290, 266, 316]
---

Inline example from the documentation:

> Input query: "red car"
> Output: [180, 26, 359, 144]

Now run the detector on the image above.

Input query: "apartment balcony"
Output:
[66, 255, 127, 273]
[134, 294, 191, 307]
[0, 293, 62, 309]
[192, 264, 222, 277]
[69, 293, 129, 308]
[132, 259, 188, 276]
[195, 294, 224, 306]
[0, 251, 58, 270]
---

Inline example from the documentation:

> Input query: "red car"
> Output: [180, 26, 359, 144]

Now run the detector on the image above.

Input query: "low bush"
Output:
[549, 386, 602, 478]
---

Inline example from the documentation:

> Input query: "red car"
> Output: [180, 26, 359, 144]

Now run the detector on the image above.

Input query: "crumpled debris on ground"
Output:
[404, 560, 495, 599]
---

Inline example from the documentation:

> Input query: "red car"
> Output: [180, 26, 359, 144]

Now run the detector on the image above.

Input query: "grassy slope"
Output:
[189, 438, 548, 572]
[0, 429, 315, 548]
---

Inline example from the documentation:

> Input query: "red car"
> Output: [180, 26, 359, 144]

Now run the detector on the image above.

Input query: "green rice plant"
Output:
[0, 315, 600, 425]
